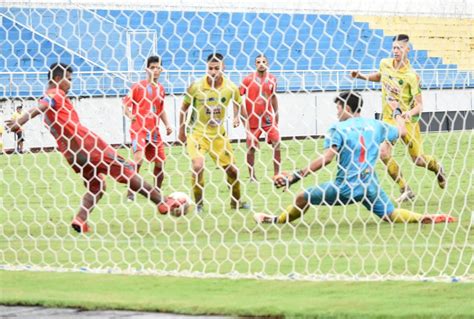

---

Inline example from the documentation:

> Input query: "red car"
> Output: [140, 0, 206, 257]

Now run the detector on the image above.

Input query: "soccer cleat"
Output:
[231, 201, 250, 210]
[436, 165, 447, 189]
[157, 197, 184, 215]
[71, 217, 89, 233]
[196, 204, 204, 214]
[395, 187, 416, 203]
[248, 176, 258, 183]
[126, 193, 135, 202]
[421, 214, 456, 224]
[253, 213, 277, 224]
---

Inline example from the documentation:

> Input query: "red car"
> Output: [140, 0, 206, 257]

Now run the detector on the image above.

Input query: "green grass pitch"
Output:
[1, 131, 473, 317]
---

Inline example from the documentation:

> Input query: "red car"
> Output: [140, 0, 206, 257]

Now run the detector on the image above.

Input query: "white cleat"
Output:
[395, 187, 416, 203]
[253, 213, 277, 224]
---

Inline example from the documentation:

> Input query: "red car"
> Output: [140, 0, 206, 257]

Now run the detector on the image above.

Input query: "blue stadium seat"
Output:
[1, 8, 469, 96]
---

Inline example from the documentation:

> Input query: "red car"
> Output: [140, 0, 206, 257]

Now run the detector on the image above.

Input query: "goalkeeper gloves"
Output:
[274, 169, 304, 189]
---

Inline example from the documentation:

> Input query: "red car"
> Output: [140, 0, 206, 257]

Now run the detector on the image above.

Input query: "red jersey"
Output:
[240, 72, 277, 129]
[123, 80, 165, 134]
[39, 88, 113, 168]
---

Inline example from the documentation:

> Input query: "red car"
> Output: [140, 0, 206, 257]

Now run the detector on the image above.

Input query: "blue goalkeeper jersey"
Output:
[324, 117, 399, 186]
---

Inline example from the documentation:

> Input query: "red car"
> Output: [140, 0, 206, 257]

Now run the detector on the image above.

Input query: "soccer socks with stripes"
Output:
[384, 157, 407, 191]
[277, 205, 305, 223]
[192, 173, 204, 207]
[422, 155, 441, 174]
[389, 208, 423, 223]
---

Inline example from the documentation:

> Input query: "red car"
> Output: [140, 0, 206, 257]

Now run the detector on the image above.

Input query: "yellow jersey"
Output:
[183, 76, 242, 137]
[11, 111, 24, 131]
[379, 58, 421, 122]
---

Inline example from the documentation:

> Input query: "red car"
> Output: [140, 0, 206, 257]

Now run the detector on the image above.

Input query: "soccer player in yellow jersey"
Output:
[178, 53, 249, 213]
[351, 34, 445, 202]
[11, 105, 25, 153]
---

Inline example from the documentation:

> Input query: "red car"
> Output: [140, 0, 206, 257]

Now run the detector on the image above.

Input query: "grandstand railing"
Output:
[1, 69, 472, 98]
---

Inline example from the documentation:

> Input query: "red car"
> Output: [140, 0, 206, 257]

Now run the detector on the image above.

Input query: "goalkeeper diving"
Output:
[254, 91, 456, 225]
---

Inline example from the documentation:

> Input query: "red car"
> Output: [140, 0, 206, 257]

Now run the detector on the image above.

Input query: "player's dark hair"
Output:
[392, 34, 409, 42]
[334, 91, 363, 113]
[207, 53, 224, 63]
[147, 55, 161, 68]
[255, 54, 268, 61]
[48, 63, 73, 83]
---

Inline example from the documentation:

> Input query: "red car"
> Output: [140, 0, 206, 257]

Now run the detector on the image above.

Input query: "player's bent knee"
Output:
[295, 192, 310, 208]
[191, 158, 204, 173]
[224, 164, 239, 178]
[412, 156, 425, 166]
[379, 148, 391, 161]
[86, 177, 106, 197]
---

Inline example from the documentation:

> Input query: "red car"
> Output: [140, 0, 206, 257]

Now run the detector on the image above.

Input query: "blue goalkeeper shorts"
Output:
[303, 181, 394, 218]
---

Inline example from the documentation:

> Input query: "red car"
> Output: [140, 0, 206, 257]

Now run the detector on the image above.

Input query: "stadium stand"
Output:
[1, 8, 472, 97]
[354, 16, 474, 71]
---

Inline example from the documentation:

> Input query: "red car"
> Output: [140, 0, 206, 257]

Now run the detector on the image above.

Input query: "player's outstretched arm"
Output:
[122, 103, 135, 121]
[178, 84, 194, 144]
[233, 101, 248, 128]
[350, 71, 381, 82]
[122, 87, 136, 121]
[304, 146, 338, 175]
[159, 109, 173, 135]
[178, 101, 191, 144]
[5, 103, 48, 133]
[271, 94, 279, 124]
[392, 107, 408, 139]
[273, 147, 337, 189]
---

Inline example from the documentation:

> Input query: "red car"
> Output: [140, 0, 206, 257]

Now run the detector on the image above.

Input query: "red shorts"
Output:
[130, 130, 166, 163]
[66, 147, 136, 193]
[246, 126, 280, 148]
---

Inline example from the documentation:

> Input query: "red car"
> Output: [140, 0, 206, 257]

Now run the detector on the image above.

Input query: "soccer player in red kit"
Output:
[240, 54, 280, 181]
[123, 56, 172, 201]
[5, 63, 180, 233]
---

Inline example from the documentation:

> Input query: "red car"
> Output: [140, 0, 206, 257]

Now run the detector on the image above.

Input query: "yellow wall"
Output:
[354, 16, 474, 71]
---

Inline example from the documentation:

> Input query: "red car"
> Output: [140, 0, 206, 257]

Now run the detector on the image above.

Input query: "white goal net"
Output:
[0, 0, 472, 282]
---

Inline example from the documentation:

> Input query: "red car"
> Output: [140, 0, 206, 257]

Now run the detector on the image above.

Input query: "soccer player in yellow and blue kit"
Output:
[351, 34, 446, 202]
[254, 91, 455, 225]
[178, 53, 249, 213]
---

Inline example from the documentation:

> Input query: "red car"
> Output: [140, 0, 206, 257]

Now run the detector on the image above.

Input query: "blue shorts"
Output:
[304, 181, 394, 218]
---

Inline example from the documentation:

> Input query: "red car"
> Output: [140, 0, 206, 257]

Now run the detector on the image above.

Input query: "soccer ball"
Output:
[168, 192, 192, 217]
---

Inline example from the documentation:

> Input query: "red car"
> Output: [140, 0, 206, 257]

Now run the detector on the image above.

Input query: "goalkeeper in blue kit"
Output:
[254, 91, 455, 225]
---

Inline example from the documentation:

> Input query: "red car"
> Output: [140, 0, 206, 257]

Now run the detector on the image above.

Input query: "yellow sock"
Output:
[191, 173, 204, 206]
[277, 205, 306, 223]
[384, 157, 407, 190]
[227, 174, 242, 206]
[228, 174, 241, 203]
[423, 155, 440, 173]
[390, 208, 423, 223]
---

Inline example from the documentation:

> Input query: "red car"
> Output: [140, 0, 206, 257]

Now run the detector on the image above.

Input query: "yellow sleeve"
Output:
[409, 73, 422, 97]
[0, 125, 4, 134]
[232, 84, 242, 105]
[183, 83, 195, 105]
[378, 59, 386, 73]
